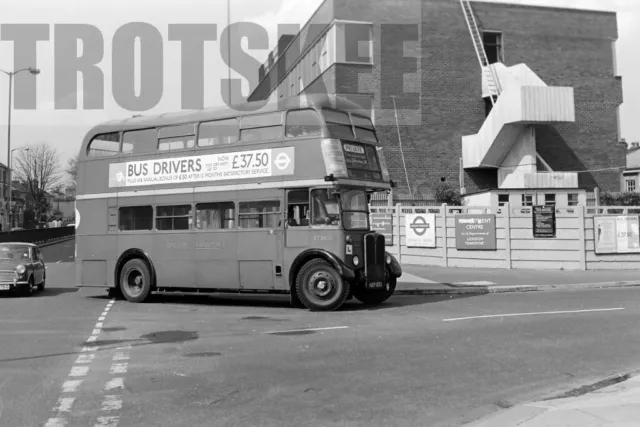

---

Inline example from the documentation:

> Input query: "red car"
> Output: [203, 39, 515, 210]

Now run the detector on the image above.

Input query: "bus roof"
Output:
[82, 94, 372, 142]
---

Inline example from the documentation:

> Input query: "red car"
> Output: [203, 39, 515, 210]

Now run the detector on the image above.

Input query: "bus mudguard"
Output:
[385, 252, 402, 278]
[115, 249, 157, 289]
[290, 249, 356, 288]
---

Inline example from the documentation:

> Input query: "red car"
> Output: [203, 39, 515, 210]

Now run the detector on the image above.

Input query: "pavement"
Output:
[3, 240, 640, 426]
[397, 264, 640, 295]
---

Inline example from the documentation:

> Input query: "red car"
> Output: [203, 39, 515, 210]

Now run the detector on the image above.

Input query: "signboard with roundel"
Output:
[405, 213, 436, 248]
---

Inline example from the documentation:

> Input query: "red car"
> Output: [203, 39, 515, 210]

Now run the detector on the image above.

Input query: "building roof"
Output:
[472, 0, 616, 15]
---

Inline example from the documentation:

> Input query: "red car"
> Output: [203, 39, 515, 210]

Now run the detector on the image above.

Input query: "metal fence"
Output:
[0, 226, 75, 246]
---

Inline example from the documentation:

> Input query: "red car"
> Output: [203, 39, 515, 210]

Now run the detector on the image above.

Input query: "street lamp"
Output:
[8, 146, 28, 229]
[1, 66, 40, 231]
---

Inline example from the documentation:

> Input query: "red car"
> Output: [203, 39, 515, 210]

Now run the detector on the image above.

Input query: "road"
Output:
[1, 239, 640, 426]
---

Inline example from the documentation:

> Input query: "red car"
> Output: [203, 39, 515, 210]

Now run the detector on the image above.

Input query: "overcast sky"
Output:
[0, 0, 637, 174]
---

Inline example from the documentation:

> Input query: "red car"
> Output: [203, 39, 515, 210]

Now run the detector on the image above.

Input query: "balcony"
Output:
[462, 62, 575, 170]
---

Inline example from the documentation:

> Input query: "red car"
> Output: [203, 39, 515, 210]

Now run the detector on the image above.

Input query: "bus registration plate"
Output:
[366, 281, 384, 290]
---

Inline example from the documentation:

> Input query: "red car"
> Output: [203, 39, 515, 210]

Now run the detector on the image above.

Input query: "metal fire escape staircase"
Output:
[458, 0, 577, 189]
[460, 0, 502, 104]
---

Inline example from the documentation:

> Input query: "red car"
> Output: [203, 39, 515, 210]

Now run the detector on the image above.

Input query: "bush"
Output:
[600, 191, 640, 206]
[434, 183, 462, 205]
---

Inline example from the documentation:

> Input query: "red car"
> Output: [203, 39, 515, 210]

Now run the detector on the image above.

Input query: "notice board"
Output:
[532, 205, 556, 238]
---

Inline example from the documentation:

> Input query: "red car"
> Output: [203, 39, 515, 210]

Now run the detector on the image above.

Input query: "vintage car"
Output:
[0, 243, 46, 297]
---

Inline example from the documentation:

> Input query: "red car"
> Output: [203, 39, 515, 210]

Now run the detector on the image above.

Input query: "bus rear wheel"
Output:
[119, 259, 152, 303]
[354, 269, 397, 306]
[295, 259, 349, 312]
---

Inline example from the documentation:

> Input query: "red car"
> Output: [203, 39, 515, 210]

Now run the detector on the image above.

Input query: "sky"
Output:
[0, 0, 638, 181]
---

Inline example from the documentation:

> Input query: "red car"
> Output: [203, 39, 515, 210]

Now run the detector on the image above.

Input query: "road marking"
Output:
[69, 366, 89, 377]
[44, 299, 116, 427]
[105, 378, 124, 391]
[95, 416, 120, 427]
[53, 397, 75, 412]
[443, 307, 626, 322]
[62, 380, 83, 393]
[263, 326, 349, 334]
[101, 395, 123, 411]
[45, 418, 68, 427]
[110, 363, 128, 374]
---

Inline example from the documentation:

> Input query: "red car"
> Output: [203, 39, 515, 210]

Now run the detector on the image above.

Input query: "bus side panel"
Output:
[76, 198, 116, 287]
[284, 229, 346, 286]
[193, 231, 239, 290]
[117, 232, 195, 289]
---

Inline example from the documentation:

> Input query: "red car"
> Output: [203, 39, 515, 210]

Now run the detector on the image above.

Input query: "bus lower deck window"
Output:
[195, 202, 235, 229]
[156, 205, 192, 230]
[238, 201, 281, 229]
[119, 206, 153, 231]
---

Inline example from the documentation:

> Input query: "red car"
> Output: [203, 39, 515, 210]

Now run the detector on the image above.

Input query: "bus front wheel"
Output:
[119, 259, 152, 303]
[295, 259, 350, 311]
[354, 268, 397, 306]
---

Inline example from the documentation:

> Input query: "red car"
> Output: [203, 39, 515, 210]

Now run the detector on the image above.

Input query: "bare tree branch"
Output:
[13, 143, 63, 219]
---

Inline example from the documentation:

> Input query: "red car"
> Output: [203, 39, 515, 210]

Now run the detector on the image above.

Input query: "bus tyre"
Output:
[295, 259, 349, 312]
[119, 259, 152, 303]
[354, 269, 397, 306]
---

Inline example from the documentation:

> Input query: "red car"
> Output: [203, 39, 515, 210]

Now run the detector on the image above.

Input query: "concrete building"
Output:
[248, 0, 625, 207]
[623, 142, 640, 192]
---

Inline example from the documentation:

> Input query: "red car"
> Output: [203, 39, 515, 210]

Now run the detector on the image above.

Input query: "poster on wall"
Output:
[532, 205, 556, 238]
[370, 213, 393, 246]
[455, 214, 497, 250]
[405, 213, 436, 248]
[594, 215, 640, 254]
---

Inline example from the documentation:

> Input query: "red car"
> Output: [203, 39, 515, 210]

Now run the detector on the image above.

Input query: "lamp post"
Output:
[8, 146, 28, 229]
[1, 66, 40, 231]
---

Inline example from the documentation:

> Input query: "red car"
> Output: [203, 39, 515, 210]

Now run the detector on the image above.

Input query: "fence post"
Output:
[395, 203, 402, 264]
[504, 202, 512, 269]
[594, 187, 600, 206]
[441, 203, 448, 267]
[578, 205, 586, 270]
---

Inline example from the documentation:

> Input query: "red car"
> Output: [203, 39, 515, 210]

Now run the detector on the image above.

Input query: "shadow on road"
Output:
[87, 292, 479, 311]
[39, 287, 79, 297]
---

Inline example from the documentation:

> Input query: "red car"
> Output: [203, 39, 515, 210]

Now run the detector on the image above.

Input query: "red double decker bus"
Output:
[75, 94, 402, 311]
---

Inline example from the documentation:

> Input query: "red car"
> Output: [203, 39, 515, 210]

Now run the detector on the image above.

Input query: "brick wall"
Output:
[248, 0, 626, 194]
[474, 2, 625, 191]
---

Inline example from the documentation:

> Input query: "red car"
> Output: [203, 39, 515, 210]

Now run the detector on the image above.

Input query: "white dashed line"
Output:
[263, 326, 349, 334]
[110, 363, 128, 374]
[101, 395, 123, 411]
[105, 378, 124, 391]
[44, 299, 116, 427]
[442, 307, 626, 322]
[95, 416, 120, 427]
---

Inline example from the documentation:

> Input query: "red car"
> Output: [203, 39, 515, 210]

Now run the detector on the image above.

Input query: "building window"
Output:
[544, 194, 556, 207]
[626, 179, 636, 192]
[340, 22, 373, 64]
[521, 194, 533, 206]
[482, 31, 503, 64]
[156, 205, 191, 230]
[238, 201, 281, 229]
[498, 194, 509, 206]
[568, 193, 579, 206]
[119, 206, 153, 231]
[195, 202, 235, 229]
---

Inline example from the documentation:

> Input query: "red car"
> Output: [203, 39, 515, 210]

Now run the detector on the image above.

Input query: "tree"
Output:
[13, 143, 64, 220]
[66, 152, 78, 183]
[434, 183, 463, 205]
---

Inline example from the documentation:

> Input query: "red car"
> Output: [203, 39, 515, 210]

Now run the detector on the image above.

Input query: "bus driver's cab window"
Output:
[311, 188, 340, 226]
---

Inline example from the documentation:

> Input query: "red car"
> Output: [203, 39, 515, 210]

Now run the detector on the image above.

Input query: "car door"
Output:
[31, 248, 44, 284]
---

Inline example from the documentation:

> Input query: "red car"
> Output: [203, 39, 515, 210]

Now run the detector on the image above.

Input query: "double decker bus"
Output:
[75, 94, 402, 311]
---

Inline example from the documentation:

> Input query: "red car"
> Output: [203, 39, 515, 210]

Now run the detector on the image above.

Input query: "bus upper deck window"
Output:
[87, 132, 120, 158]
[285, 109, 322, 138]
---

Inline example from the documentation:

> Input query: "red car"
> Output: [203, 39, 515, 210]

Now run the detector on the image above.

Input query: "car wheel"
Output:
[119, 258, 152, 303]
[21, 277, 34, 297]
[295, 258, 349, 311]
